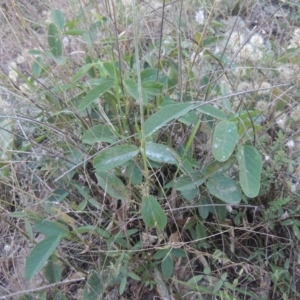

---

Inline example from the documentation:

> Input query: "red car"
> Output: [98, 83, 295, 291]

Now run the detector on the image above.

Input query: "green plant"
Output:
[1, 1, 300, 299]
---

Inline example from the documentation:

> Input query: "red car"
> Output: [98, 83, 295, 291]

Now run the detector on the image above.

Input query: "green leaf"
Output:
[123, 79, 151, 104]
[207, 175, 242, 204]
[202, 157, 236, 178]
[119, 276, 127, 295]
[128, 272, 141, 281]
[238, 145, 262, 198]
[34, 220, 69, 237]
[72, 63, 95, 83]
[0, 119, 13, 160]
[95, 171, 128, 200]
[83, 270, 104, 300]
[198, 197, 213, 219]
[45, 188, 69, 203]
[53, 290, 68, 300]
[9, 211, 26, 218]
[126, 160, 143, 185]
[25, 235, 62, 280]
[280, 219, 293, 226]
[212, 121, 238, 162]
[44, 256, 62, 283]
[93, 145, 139, 172]
[197, 104, 227, 120]
[196, 222, 207, 239]
[171, 171, 205, 191]
[167, 66, 178, 95]
[144, 103, 194, 137]
[161, 255, 173, 279]
[51, 10, 65, 30]
[31, 56, 43, 78]
[79, 78, 114, 110]
[141, 68, 159, 82]
[63, 29, 85, 35]
[25, 218, 34, 241]
[82, 124, 118, 145]
[293, 224, 300, 240]
[142, 195, 167, 229]
[48, 23, 62, 58]
[145, 142, 178, 165]
[213, 279, 224, 293]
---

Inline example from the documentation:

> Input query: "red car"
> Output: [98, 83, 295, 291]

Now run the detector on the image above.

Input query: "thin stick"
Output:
[0, 277, 85, 299]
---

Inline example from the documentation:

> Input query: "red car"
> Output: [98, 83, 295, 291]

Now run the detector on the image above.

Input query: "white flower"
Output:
[16, 55, 25, 64]
[286, 140, 295, 148]
[4, 245, 11, 252]
[19, 83, 30, 93]
[256, 100, 268, 111]
[264, 155, 270, 161]
[195, 10, 205, 25]
[250, 34, 264, 47]
[257, 82, 272, 95]
[62, 37, 69, 47]
[8, 70, 18, 82]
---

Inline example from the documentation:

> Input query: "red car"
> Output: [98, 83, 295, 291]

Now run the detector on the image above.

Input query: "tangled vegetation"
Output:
[0, 0, 300, 299]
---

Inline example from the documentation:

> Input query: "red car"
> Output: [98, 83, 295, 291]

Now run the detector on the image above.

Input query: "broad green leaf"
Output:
[25, 235, 62, 280]
[79, 78, 114, 110]
[198, 197, 213, 219]
[83, 270, 104, 300]
[88, 198, 103, 210]
[142, 195, 167, 229]
[126, 160, 143, 185]
[202, 157, 236, 178]
[161, 255, 173, 279]
[95, 171, 128, 200]
[145, 142, 178, 165]
[142, 81, 163, 97]
[44, 256, 62, 283]
[207, 175, 242, 204]
[82, 124, 118, 145]
[161, 98, 198, 125]
[124, 79, 148, 104]
[171, 171, 205, 191]
[144, 103, 194, 137]
[31, 56, 43, 78]
[48, 23, 62, 57]
[197, 104, 227, 120]
[51, 10, 65, 30]
[181, 188, 198, 201]
[72, 63, 94, 83]
[196, 222, 207, 239]
[93, 145, 139, 172]
[141, 68, 159, 82]
[77, 199, 87, 211]
[34, 220, 69, 237]
[212, 121, 238, 162]
[45, 188, 69, 203]
[187, 275, 204, 285]
[238, 145, 262, 198]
